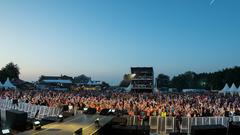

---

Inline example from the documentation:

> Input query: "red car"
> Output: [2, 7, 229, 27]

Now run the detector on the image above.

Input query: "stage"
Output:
[18, 114, 113, 135]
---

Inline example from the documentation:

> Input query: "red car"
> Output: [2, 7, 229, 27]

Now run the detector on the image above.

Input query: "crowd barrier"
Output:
[127, 115, 240, 134]
[0, 98, 61, 120]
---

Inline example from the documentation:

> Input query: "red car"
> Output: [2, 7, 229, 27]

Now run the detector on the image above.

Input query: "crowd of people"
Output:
[0, 89, 240, 118]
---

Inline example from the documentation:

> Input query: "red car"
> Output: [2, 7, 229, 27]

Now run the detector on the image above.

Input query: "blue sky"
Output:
[0, 0, 240, 85]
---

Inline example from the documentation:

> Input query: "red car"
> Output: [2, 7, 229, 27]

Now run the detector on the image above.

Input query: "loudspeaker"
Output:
[111, 125, 150, 135]
[169, 133, 188, 135]
[74, 128, 82, 135]
[112, 125, 137, 135]
[6, 109, 27, 131]
[228, 122, 240, 135]
[191, 125, 227, 135]
[136, 125, 150, 135]
[100, 109, 110, 115]
[85, 108, 97, 114]
[111, 117, 127, 126]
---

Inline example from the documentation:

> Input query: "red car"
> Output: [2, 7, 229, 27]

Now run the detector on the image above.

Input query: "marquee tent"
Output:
[229, 83, 238, 95]
[219, 84, 230, 94]
[3, 78, 16, 89]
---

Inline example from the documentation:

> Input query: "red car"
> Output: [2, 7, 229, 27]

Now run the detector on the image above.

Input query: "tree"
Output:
[119, 74, 132, 87]
[156, 74, 170, 88]
[170, 71, 197, 89]
[170, 66, 240, 90]
[101, 81, 110, 90]
[0, 62, 20, 83]
[73, 74, 91, 84]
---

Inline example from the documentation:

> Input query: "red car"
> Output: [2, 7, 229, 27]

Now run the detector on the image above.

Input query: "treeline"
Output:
[156, 66, 240, 90]
[0, 62, 20, 83]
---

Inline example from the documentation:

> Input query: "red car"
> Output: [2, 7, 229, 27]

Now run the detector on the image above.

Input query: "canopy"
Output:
[3, 78, 16, 89]
[229, 83, 238, 93]
[219, 83, 229, 93]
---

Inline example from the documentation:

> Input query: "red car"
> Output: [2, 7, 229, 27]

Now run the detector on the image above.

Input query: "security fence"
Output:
[127, 115, 240, 134]
[0, 98, 61, 120]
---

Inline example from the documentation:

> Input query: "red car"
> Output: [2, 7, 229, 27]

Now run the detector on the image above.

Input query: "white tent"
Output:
[229, 83, 238, 95]
[219, 83, 230, 93]
[3, 78, 16, 89]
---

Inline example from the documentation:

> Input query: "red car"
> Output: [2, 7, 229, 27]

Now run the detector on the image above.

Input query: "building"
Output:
[37, 75, 73, 91]
[131, 67, 154, 93]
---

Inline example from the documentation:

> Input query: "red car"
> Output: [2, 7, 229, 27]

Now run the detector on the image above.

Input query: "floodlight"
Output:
[58, 114, 64, 122]
[33, 121, 41, 130]
[2, 129, 10, 134]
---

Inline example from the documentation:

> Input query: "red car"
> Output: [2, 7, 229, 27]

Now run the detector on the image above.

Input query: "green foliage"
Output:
[156, 74, 170, 88]
[119, 74, 132, 87]
[73, 74, 91, 84]
[0, 62, 20, 83]
[169, 66, 240, 90]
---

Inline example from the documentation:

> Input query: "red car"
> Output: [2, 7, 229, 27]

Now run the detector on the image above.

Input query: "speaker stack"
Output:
[228, 122, 240, 135]
[169, 133, 188, 135]
[111, 116, 127, 126]
[6, 109, 28, 131]
[111, 125, 150, 135]
[84, 108, 97, 115]
[191, 125, 227, 135]
[100, 109, 110, 115]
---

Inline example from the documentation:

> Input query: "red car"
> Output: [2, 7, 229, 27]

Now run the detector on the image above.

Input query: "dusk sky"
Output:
[0, 0, 240, 85]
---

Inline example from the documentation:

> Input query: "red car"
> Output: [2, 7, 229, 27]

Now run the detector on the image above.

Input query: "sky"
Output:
[0, 0, 240, 85]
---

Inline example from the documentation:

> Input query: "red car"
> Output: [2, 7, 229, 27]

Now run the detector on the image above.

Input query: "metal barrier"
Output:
[0, 98, 61, 120]
[127, 115, 240, 134]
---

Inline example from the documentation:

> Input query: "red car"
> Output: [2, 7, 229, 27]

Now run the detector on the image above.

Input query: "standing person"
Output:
[175, 111, 182, 133]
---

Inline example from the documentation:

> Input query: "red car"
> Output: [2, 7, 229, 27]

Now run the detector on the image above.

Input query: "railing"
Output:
[0, 98, 61, 120]
[127, 116, 240, 134]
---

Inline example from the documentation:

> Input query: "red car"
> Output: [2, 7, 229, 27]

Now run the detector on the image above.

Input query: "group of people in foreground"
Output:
[0, 89, 240, 118]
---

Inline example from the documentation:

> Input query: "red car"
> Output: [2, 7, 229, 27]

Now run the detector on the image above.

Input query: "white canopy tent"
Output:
[3, 78, 16, 89]
[229, 83, 238, 95]
[219, 83, 230, 94]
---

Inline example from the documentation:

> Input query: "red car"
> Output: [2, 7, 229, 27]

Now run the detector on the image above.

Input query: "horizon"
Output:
[1, 0, 240, 85]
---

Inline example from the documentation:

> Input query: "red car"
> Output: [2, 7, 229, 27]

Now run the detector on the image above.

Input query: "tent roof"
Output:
[3, 78, 16, 89]
[229, 83, 238, 92]
[237, 85, 240, 92]
[222, 84, 230, 92]
[219, 83, 229, 93]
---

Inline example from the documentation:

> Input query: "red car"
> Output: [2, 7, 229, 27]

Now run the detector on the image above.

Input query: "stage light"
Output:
[34, 121, 40, 125]
[33, 121, 41, 130]
[58, 114, 64, 122]
[111, 109, 116, 113]
[2, 129, 10, 135]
